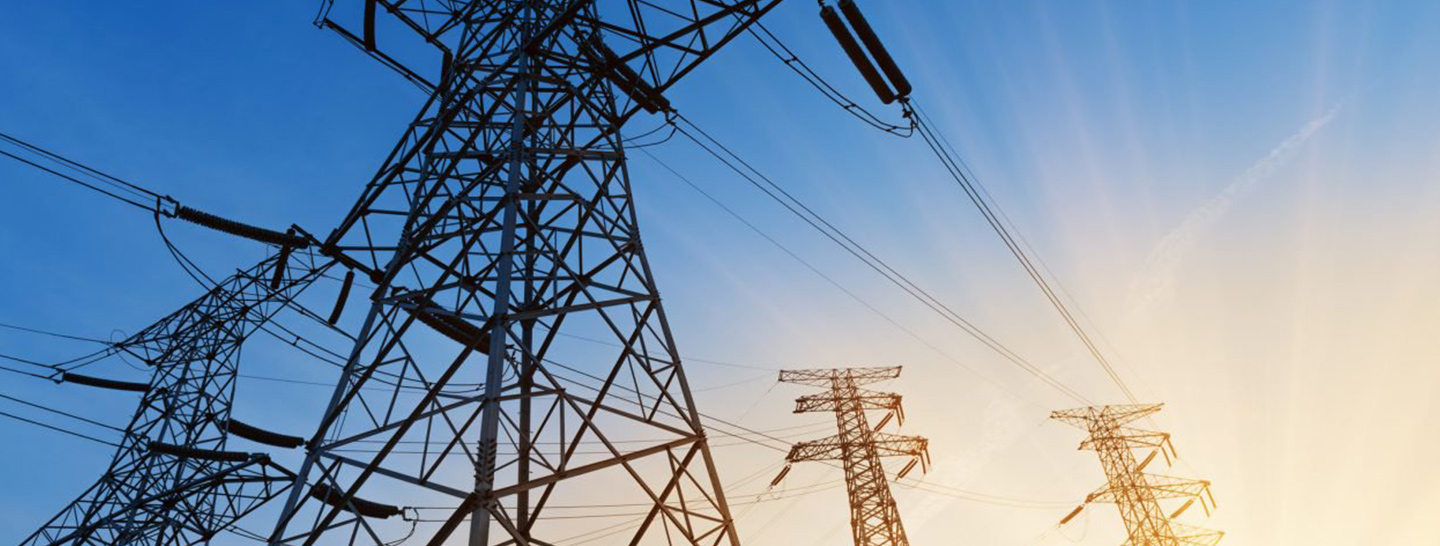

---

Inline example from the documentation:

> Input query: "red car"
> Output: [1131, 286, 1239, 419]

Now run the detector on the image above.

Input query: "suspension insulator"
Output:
[440, 49, 455, 87]
[148, 441, 254, 463]
[407, 299, 491, 354]
[1059, 504, 1085, 525]
[362, 0, 378, 51]
[327, 270, 355, 325]
[838, 0, 912, 99]
[874, 411, 894, 431]
[270, 236, 295, 290]
[174, 205, 310, 248]
[768, 464, 792, 488]
[1169, 498, 1196, 519]
[896, 458, 919, 479]
[309, 484, 404, 519]
[1136, 449, 1158, 472]
[820, 5, 894, 104]
[580, 36, 671, 114]
[61, 372, 149, 393]
[226, 418, 305, 449]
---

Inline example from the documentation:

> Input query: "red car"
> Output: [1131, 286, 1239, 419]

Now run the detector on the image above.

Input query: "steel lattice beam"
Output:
[779, 367, 927, 546]
[266, 1, 786, 545]
[23, 247, 330, 546]
[1052, 404, 1223, 546]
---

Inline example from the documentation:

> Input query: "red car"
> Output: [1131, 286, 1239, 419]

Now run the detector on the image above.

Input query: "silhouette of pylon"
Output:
[1052, 404, 1223, 546]
[23, 247, 324, 546]
[775, 366, 929, 546]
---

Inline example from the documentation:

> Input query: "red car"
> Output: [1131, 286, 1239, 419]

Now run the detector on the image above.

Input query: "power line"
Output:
[667, 113, 1091, 405]
[639, 146, 1048, 412]
[909, 101, 1139, 404]
[0, 320, 113, 345]
[554, 330, 782, 372]
[0, 149, 155, 212]
[0, 130, 166, 212]
[0, 409, 120, 447]
[746, 22, 914, 137]
[748, 25, 1143, 405]
[0, 392, 126, 433]
[0, 362, 53, 380]
[540, 355, 1063, 510]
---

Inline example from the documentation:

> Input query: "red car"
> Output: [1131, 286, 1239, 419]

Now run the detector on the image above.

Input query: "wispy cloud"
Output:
[1124, 105, 1342, 321]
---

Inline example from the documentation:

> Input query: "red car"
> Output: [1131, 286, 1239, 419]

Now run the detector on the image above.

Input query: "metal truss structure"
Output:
[264, 1, 785, 545]
[0, 3, 1243, 546]
[777, 367, 928, 546]
[1052, 404, 1223, 546]
[23, 245, 331, 546]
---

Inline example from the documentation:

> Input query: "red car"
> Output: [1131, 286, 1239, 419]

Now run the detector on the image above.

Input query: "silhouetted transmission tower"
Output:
[1052, 404, 1223, 546]
[263, 1, 785, 545]
[22, 246, 325, 546]
[774, 367, 929, 546]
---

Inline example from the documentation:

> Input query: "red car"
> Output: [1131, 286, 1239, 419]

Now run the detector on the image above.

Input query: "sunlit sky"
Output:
[4, 1, 1440, 544]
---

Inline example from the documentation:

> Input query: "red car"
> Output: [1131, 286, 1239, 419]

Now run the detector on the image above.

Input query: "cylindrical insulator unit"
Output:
[1059, 505, 1085, 525]
[148, 441, 253, 463]
[874, 411, 894, 430]
[896, 458, 919, 479]
[61, 372, 149, 392]
[769, 464, 792, 488]
[1136, 449, 1158, 472]
[362, 0, 378, 51]
[578, 36, 671, 114]
[226, 417, 305, 449]
[308, 484, 403, 519]
[174, 205, 310, 248]
[839, 0, 912, 99]
[820, 5, 895, 104]
[1169, 498, 1196, 519]
[270, 234, 295, 289]
[327, 270, 355, 325]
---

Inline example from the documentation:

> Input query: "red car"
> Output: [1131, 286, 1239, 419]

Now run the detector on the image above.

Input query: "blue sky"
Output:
[4, 1, 1440, 544]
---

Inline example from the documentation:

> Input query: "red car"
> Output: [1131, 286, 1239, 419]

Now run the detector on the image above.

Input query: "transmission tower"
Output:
[1052, 404, 1223, 546]
[22, 245, 328, 546]
[775, 367, 929, 546]
[265, 1, 784, 545]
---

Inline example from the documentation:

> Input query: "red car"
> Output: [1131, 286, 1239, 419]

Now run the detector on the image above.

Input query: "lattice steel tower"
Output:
[776, 367, 929, 546]
[22, 247, 326, 546]
[266, 1, 783, 545]
[1052, 404, 1223, 546]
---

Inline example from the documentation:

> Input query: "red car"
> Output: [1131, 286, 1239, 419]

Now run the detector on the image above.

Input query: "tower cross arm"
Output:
[868, 432, 928, 458]
[793, 392, 902, 414]
[785, 433, 927, 462]
[1083, 475, 1211, 503]
[1077, 428, 1171, 451]
[319, 0, 788, 98]
[786, 434, 846, 462]
[1139, 475, 1214, 500]
[1049, 403, 1164, 429]
[779, 366, 903, 387]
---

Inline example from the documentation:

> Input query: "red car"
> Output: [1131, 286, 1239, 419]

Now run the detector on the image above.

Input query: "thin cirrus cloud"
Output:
[1123, 104, 1342, 324]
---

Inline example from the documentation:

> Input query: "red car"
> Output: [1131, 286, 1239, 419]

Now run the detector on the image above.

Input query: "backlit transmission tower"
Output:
[775, 367, 929, 546]
[1052, 404, 1223, 546]
[23, 245, 325, 546]
[265, 1, 784, 545]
